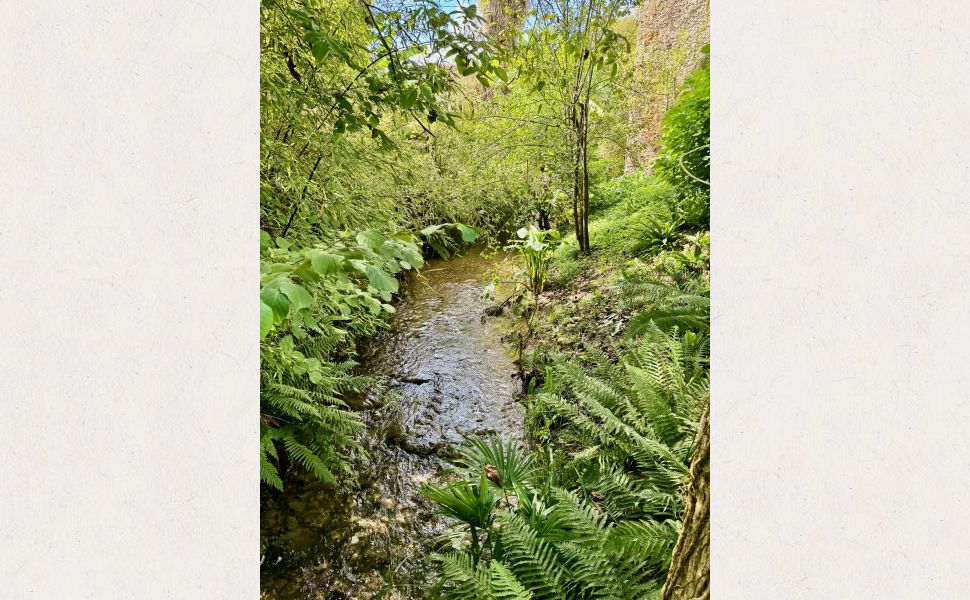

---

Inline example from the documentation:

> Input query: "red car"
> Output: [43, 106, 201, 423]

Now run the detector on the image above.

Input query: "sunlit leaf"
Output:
[280, 281, 313, 309]
[364, 265, 398, 292]
[310, 252, 343, 275]
[260, 301, 274, 339]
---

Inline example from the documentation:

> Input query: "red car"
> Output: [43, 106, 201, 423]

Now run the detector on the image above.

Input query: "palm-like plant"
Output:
[454, 436, 536, 491]
[430, 475, 678, 600]
[627, 216, 685, 255]
[422, 474, 498, 564]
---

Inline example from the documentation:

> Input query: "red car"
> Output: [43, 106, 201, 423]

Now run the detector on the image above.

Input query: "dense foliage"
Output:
[260, 224, 475, 489]
[654, 45, 711, 228]
[260, 0, 494, 488]
[424, 324, 707, 599]
[260, 0, 709, 596]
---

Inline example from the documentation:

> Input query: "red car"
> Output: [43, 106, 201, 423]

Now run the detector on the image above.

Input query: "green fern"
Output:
[422, 475, 498, 531]
[622, 274, 710, 336]
[490, 563, 533, 600]
[259, 348, 365, 489]
[428, 331, 707, 597]
[427, 323, 708, 599]
[259, 426, 284, 491]
[432, 552, 494, 599]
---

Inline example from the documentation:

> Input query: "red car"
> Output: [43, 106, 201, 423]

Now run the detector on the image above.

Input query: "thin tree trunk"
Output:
[661, 403, 710, 600]
[571, 110, 581, 249]
[281, 154, 323, 238]
[569, 102, 590, 255]
[539, 165, 551, 230]
[578, 101, 591, 253]
[538, 209, 550, 230]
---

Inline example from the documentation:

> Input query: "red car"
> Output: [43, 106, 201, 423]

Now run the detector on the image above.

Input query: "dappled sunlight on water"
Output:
[261, 248, 524, 599]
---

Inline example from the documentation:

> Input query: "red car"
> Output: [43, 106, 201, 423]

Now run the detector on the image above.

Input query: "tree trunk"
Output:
[661, 403, 710, 600]
[483, 0, 528, 47]
[538, 166, 552, 230]
[537, 208, 551, 230]
[578, 101, 590, 253]
[571, 109, 583, 251]
[571, 101, 591, 255]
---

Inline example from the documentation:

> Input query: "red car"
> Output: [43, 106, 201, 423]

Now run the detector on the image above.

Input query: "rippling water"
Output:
[261, 248, 524, 599]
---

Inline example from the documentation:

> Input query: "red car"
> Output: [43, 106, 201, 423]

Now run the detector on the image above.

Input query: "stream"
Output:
[261, 248, 525, 599]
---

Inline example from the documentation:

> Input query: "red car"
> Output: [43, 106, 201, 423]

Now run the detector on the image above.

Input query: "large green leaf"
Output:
[293, 260, 320, 283]
[364, 264, 398, 292]
[400, 87, 418, 109]
[260, 286, 289, 321]
[399, 245, 424, 270]
[456, 224, 478, 243]
[309, 36, 330, 62]
[356, 229, 387, 251]
[310, 251, 344, 275]
[280, 281, 314, 309]
[260, 301, 274, 339]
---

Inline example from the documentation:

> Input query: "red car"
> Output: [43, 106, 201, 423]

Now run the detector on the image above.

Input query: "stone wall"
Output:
[627, 0, 709, 171]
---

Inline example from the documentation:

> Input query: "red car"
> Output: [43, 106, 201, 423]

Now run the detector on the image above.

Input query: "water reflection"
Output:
[261, 248, 524, 599]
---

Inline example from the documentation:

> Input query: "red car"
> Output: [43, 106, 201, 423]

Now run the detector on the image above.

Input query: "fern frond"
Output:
[499, 514, 570, 600]
[259, 425, 284, 490]
[490, 562, 532, 600]
[607, 519, 680, 571]
[280, 433, 336, 484]
[433, 552, 494, 600]
[260, 450, 284, 491]
[622, 276, 710, 336]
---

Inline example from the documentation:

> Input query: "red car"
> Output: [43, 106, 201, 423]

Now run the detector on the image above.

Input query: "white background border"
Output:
[713, 1, 970, 596]
[1, 1, 259, 597]
[3, 0, 970, 597]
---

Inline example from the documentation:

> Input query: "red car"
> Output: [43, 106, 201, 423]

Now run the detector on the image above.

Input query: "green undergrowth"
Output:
[259, 223, 478, 491]
[526, 171, 708, 366]
[258, 0, 711, 590]
[424, 164, 710, 597]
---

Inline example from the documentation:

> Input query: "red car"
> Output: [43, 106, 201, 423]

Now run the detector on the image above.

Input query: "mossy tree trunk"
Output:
[661, 403, 710, 600]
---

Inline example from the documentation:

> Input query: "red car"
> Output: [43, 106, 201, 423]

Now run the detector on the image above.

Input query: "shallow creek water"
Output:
[261, 248, 524, 599]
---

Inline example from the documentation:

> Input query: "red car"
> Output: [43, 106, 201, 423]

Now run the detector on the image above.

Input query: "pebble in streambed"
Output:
[260, 248, 524, 600]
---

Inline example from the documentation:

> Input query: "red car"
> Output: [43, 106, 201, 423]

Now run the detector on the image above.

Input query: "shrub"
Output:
[653, 45, 710, 230]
